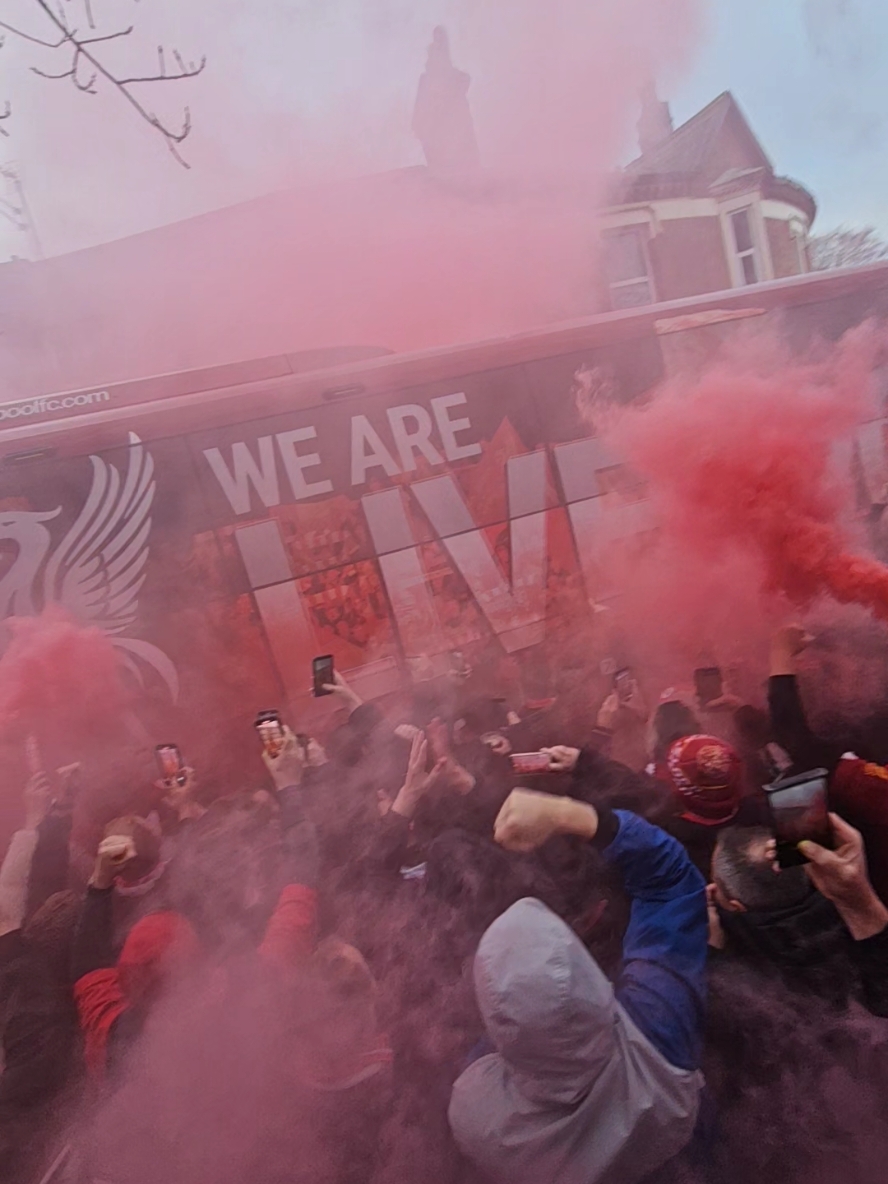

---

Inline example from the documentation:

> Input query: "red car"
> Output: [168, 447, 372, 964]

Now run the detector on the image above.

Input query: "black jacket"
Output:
[716, 886, 888, 1016]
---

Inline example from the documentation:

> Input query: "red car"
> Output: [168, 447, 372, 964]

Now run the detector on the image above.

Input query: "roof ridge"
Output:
[625, 91, 769, 179]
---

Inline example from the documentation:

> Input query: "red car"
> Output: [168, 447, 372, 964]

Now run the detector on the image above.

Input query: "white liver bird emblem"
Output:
[0, 433, 179, 700]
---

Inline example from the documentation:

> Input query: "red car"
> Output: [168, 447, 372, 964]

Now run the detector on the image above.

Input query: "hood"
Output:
[118, 912, 200, 1008]
[451, 897, 703, 1184]
[473, 898, 617, 1106]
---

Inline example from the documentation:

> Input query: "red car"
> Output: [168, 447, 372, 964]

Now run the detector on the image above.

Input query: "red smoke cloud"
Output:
[609, 326, 888, 647]
[0, 606, 128, 741]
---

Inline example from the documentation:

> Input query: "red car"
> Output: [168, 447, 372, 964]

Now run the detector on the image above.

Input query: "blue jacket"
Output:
[602, 808, 708, 1071]
[449, 809, 707, 1184]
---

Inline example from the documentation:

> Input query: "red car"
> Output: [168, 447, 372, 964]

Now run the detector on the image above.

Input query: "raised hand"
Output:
[322, 670, 363, 712]
[24, 772, 51, 831]
[494, 788, 598, 853]
[800, 813, 888, 940]
[542, 745, 581, 773]
[392, 733, 441, 819]
[91, 835, 137, 890]
[262, 726, 305, 792]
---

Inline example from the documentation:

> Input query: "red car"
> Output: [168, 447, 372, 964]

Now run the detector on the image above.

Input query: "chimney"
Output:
[637, 80, 673, 157]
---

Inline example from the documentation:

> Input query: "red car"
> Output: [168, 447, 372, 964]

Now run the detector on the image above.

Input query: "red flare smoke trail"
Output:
[0, 607, 127, 738]
[614, 328, 888, 622]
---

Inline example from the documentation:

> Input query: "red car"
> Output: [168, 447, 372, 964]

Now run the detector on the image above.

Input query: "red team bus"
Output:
[2, 263, 888, 770]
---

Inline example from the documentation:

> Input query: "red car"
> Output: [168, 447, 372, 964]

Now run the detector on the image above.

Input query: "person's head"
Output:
[117, 912, 201, 1012]
[103, 814, 162, 885]
[167, 793, 281, 950]
[662, 733, 743, 827]
[711, 826, 811, 913]
[649, 700, 700, 762]
[733, 705, 773, 753]
[424, 829, 566, 939]
[455, 697, 511, 744]
[470, 898, 616, 1106]
[310, 937, 377, 1005]
[283, 938, 382, 1088]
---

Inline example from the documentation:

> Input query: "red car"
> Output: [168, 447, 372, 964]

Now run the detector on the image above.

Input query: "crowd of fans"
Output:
[3, 623, 888, 1184]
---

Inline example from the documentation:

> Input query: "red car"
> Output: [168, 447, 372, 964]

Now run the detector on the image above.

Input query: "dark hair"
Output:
[456, 697, 510, 737]
[652, 701, 700, 762]
[733, 705, 772, 751]
[424, 829, 563, 934]
[713, 826, 811, 911]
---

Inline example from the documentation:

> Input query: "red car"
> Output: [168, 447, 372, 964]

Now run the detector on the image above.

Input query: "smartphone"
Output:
[614, 667, 636, 702]
[254, 711, 286, 758]
[510, 751, 551, 775]
[312, 655, 335, 697]
[764, 768, 832, 868]
[155, 744, 187, 787]
[694, 666, 723, 707]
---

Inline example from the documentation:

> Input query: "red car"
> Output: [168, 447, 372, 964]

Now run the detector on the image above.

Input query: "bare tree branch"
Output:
[4, 0, 206, 166]
[80, 27, 134, 46]
[0, 199, 28, 231]
[811, 226, 888, 271]
[0, 165, 27, 229]
[0, 18, 66, 49]
[116, 43, 205, 86]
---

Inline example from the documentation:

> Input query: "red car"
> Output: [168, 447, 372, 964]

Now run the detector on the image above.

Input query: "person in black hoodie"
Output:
[708, 822, 888, 1016]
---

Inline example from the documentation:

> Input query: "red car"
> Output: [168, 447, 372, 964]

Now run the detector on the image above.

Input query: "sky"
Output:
[669, 0, 888, 234]
[0, 0, 886, 260]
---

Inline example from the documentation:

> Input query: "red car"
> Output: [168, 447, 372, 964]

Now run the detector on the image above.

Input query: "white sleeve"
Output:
[0, 829, 38, 935]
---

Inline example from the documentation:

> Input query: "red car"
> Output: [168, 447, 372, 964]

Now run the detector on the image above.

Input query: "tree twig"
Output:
[5, 0, 205, 166]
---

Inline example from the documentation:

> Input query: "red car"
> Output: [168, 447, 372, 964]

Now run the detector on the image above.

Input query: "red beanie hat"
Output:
[664, 734, 742, 826]
[118, 912, 200, 1007]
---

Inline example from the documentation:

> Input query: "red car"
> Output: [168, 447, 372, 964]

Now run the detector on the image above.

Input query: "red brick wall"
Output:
[766, 218, 804, 279]
[648, 217, 733, 301]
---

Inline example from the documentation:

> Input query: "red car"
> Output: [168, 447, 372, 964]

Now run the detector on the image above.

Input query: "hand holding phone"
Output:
[261, 724, 305, 790]
[765, 769, 832, 868]
[614, 668, 637, 703]
[800, 813, 888, 938]
[155, 744, 187, 788]
[313, 655, 335, 697]
[510, 751, 551, 776]
[254, 712, 286, 759]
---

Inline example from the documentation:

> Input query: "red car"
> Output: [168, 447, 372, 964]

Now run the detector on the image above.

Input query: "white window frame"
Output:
[718, 194, 773, 288]
[789, 218, 810, 275]
[602, 225, 657, 309]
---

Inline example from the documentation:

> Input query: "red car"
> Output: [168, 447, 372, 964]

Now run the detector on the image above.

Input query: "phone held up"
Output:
[255, 711, 286, 759]
[313, 655, 335, 697]
[510, 751, 551, 776]
[613, 667, 637, 702]
[764, 768, 832, 869]
[155, 744, 187, 787]
[694, 666, 723, 708]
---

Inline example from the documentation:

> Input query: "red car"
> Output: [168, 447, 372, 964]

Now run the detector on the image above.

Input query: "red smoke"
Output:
[0, 606, 128, 742]
[612, 326, 888, 626]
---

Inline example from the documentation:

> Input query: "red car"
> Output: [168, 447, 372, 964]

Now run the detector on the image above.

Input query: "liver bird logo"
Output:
[0, 433, 178, 700]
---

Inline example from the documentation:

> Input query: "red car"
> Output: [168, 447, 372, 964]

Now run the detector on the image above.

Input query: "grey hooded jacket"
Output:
[449, 810, 706, 1184]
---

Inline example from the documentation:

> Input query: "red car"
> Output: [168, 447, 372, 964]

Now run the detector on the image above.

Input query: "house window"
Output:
[730, 208, 759, 285]
[790, 221, 809, 274]
[603, 228, 655, 309]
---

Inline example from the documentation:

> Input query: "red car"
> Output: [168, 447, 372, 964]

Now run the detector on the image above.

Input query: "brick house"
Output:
[599, 89, 817, 310]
